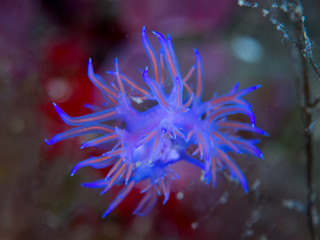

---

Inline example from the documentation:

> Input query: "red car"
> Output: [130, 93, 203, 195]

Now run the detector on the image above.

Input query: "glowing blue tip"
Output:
[70, 168, 77, 176]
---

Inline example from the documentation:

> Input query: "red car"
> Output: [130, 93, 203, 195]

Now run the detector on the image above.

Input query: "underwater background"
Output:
[1, 0, 320, 239]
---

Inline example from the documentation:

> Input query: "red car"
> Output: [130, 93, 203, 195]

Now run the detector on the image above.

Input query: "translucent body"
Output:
[46, 27, 267, 217]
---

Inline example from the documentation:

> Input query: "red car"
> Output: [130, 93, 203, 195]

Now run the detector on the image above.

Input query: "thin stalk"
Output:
[294, 12, 318, 240]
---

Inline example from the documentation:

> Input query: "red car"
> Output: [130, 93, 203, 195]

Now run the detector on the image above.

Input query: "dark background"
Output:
[1, 0, 320, 239]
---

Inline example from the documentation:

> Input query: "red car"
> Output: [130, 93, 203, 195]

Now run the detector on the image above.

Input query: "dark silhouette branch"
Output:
[291, 2, 318, 238]
[239, 0, 319, 239]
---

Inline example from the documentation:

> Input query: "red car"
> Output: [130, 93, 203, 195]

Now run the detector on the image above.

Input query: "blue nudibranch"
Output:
[46, 27, 267, 217]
